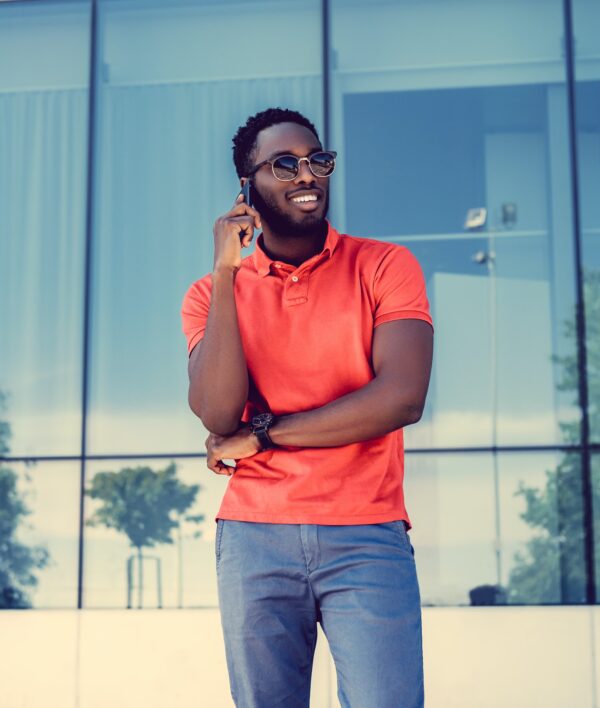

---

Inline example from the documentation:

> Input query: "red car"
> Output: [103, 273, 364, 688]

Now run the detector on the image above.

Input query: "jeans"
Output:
[215, 519, 424, 708]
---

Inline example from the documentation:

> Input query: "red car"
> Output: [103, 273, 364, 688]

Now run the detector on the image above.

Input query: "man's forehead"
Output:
[255, 122, 321, 160]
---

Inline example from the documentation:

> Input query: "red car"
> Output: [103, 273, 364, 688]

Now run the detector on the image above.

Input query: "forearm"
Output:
[188, 268, 248, 434]
[268, 376, 422, 448]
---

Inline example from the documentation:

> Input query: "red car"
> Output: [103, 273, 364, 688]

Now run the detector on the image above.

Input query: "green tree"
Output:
[507, 269, 600, 603]
[85, 462, 204, 607]
[0, 390, 50, 609]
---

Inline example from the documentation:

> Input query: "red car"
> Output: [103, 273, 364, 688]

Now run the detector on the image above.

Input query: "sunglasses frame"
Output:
[246, 150, 337, 182]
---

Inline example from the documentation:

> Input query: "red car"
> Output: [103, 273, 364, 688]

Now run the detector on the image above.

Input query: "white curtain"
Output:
[88, 75, 321, 455]
[0, 75, 321, 456]
[0, 88, 88, 456]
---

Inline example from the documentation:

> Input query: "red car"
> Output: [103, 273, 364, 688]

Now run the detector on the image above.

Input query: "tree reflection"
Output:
[507, 269, 600, 603]
[85, 462, 204, 608]
[0, 390, 50, 609]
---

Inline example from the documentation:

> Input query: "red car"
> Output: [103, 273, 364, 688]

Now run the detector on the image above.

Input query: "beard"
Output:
[250, 182, 329, 239]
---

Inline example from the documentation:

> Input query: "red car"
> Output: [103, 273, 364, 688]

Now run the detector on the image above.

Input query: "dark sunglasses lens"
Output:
[272, 155, 298, 180]
[310, 152, 336, 177]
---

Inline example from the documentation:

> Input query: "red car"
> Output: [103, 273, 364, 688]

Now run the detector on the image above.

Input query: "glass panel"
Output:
[330, 0, 580, 449]
[572, 0, 600, 444]
[593, 453, 600, 598]
[87, 0, 323, 455]
[0, 0, 90, 456]
[404, 450, 586, 606]
[0, 460, 80, 609]
[83, 456, 222, 608]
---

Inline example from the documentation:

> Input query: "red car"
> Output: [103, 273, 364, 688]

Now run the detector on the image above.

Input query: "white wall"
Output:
[0, 606, 597, 708]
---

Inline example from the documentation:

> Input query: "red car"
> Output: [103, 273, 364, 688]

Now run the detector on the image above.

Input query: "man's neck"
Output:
[260, 221, 328, 268]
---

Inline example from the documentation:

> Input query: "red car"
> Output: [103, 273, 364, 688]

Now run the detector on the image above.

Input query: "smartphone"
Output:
[241, 180, 253, 209]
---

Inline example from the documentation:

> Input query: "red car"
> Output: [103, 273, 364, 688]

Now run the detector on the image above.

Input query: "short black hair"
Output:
[232, 107, 321, 179]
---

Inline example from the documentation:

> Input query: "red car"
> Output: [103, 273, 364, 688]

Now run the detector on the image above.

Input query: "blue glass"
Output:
[330, 0, 579, 449]
[84, 456, 223, 608]
[86, 0, 323, 455]
[572, 0, 600, 445]
[404, 450, 584, 605]
[0, 460, 80, 609]
[0, 0, 91, 457]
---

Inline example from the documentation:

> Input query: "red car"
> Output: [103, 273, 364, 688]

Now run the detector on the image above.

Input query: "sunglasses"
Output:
[246, 150, 337, 182]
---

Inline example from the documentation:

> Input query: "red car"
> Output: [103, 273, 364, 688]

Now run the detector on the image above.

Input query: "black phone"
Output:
[241, 180, 253, 209]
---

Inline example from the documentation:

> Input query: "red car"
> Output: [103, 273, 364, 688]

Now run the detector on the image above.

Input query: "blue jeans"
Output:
[215, 520, 424, 708]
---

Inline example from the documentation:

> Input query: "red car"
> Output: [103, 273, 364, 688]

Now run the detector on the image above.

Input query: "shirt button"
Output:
[291, 275, 299, 282]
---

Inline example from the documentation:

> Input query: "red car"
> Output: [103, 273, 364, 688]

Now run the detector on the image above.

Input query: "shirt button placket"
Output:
[284, 271, 309, 304]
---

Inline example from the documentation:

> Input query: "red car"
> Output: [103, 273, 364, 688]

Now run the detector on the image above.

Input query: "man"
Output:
[181, 107, 433, 708]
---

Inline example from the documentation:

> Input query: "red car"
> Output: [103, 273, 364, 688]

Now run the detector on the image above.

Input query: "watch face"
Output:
[253, 413, 272, 426]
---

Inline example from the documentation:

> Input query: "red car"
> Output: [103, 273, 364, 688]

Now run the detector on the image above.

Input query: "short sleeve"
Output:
[181, 275, 212, 357]
[372, 245, 434, 330]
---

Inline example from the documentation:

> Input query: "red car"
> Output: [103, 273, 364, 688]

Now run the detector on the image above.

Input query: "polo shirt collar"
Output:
[252, 219, 340, 278]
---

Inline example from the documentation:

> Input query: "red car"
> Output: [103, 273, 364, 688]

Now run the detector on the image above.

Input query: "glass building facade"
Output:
[1, 0, 598, 609]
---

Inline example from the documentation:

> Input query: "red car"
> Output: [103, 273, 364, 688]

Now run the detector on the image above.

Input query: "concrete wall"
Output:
[0, 606, 597, 708]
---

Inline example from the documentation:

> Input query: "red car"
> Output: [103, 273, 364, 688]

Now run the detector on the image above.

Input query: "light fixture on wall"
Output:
[466, 207, 495, 267]
[464, 207, 487, 230]
[501, 202, 517, 229]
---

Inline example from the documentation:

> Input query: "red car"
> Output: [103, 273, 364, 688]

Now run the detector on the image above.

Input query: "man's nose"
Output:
[294, 159, 315, 184]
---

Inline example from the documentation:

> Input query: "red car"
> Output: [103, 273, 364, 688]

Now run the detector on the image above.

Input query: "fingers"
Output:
[207, 453, 235, 475]
[205, 437, 235, 476]
[209, 459, 235, 476]
[231, 194, 262, 230]
[228, 216, 255, 248]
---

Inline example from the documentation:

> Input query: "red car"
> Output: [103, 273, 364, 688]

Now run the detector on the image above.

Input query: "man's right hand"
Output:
[212, 193, 262, 274]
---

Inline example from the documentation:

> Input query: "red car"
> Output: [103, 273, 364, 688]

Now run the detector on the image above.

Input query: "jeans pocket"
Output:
[215, 519, 224, 570]
[391, 520, 415, 557]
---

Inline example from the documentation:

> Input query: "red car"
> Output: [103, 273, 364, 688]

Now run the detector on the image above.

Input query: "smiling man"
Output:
[181, 107, 433, 708]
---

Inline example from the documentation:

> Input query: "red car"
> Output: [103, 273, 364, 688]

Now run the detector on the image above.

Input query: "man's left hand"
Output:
[205, 425, 262, 476]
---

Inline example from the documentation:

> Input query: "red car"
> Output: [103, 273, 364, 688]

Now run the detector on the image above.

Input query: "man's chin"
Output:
[289, 203, 329, 225]
[292, 210, 325, 225]
[282, 213, 327, 237]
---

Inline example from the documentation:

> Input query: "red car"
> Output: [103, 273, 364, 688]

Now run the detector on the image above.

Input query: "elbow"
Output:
[188, 393, 242, 436]
[203, 418, 241, 436]
[405, 406, 423, 425]
[188, 390, 203, 421]
[391, 400, 424, 428]
[403, 402, 424, 426]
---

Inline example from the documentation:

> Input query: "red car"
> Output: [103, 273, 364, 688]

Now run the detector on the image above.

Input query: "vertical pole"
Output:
[156, 558, 163, 609]
[137, 547, 144, 609]
[562, 0, 595, 603]
[488, 230, 502, 588]
[321, 0, 330, 148]
[77, 0, 100, 610]
[126, 556, 133, 609]
[177, 520, 183, 609]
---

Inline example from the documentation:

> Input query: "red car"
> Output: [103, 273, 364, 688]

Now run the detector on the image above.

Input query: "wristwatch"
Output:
[250, 412, 276, 451]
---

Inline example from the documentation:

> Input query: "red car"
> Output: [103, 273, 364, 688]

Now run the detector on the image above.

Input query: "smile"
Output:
[291, 194, 318, 203]
[288, 191, 321, 210]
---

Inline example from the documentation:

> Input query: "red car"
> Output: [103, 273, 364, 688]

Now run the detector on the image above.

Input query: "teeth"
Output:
[292, 194, 318, 203]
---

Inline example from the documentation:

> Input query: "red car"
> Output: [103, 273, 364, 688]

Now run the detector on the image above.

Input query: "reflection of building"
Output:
[1, 0, 599, 706]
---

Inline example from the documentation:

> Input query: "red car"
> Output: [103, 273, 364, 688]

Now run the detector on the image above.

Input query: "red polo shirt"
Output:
[181, 220, 433, 528]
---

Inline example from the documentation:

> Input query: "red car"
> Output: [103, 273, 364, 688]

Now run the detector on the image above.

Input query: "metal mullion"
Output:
[77, 0, 99, 610]
[6, 443, 600, 465]
[562, 0, 595, 604]
[321, 0, 330, 148]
